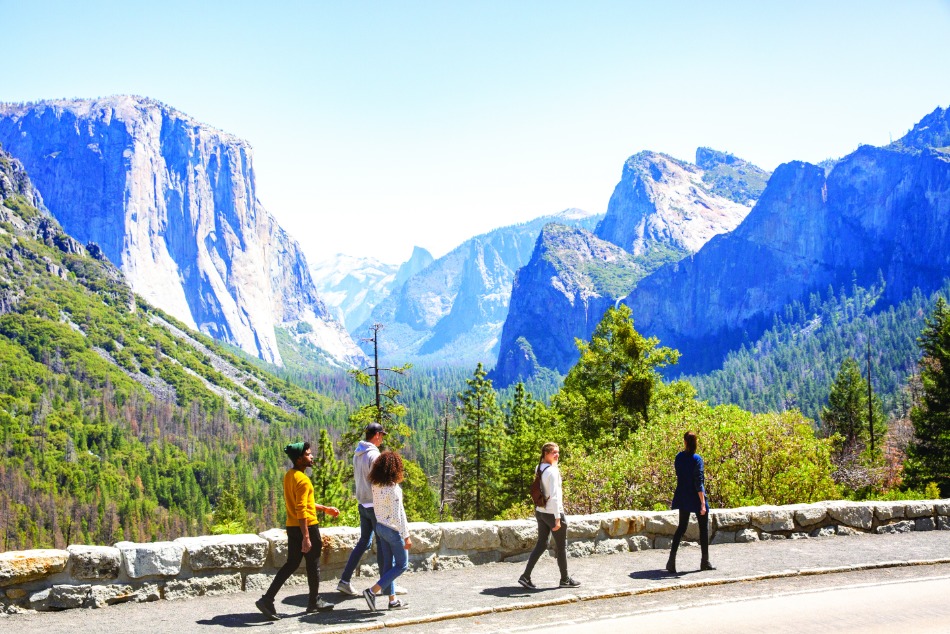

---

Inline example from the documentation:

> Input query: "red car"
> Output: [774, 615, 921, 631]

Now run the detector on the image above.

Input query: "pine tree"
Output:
[554, 305, 678, 443]
[498, 383, 553, 511]
[906, 297, 950, 495]
[452, 363, 505, 520]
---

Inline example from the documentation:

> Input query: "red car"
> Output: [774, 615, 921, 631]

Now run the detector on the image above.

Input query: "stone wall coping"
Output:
[1, 499, 947, 610]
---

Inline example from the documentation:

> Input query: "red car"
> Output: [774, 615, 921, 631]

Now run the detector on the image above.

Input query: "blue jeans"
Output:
[340, 505, 383, 583]
[375, 522, 409, 597]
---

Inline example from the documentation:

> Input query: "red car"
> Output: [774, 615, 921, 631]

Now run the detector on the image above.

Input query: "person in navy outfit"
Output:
[666, 431, 715, 574]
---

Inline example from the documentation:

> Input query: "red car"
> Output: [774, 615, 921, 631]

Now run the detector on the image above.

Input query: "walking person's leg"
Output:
[698, 510, 715, 570]
[551, 514, 573, 585]
[363, 524, 406, 612]
[339, 506, 375, 593]
[258, 526, 304, 618]
[304, 525, 334, 612]
[520, 511, 554, 588]
[666, 509, 690, 574]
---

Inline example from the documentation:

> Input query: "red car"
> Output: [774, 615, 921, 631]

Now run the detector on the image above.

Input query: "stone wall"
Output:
[2, 499, 948, 613]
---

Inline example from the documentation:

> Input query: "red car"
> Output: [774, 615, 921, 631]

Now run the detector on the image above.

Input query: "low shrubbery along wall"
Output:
[2, 499, 948, 613]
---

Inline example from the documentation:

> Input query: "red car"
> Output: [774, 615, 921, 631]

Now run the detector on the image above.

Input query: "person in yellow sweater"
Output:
[255, 441, 340, 620]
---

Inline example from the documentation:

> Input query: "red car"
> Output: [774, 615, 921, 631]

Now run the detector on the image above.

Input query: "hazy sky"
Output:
[4, 1, 950, 264]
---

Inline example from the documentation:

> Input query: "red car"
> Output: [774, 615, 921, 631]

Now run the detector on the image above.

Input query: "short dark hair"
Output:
[684, 431, 697, 454]
[364, 422, 387, 441]
[369, 450, 404, 486]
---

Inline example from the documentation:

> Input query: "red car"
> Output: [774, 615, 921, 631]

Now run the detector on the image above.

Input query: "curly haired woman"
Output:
[362, 450, 412, 612]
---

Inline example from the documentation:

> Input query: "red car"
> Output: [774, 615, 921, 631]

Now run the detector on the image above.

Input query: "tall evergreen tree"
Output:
[554, 305, 678, 443]
[310, 429, 353, 524]
[452, 363, 505, 520]
[498, 383, 553, 511]
[906, 297, 950, 495]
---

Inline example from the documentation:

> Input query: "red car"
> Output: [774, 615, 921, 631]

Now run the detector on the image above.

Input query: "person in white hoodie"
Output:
[336, 423, 386, 596]
[518, 442, 580, 590]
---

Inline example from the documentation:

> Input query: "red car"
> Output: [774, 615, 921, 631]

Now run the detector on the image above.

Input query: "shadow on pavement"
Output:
[480, 586, 556, 598]
[628, 569, 679, 581]
[195, 612, 275, 628]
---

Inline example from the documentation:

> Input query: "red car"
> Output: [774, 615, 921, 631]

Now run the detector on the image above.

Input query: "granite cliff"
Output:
[0, 96, 363, 367]
[493, 150, 767, 386]
[624, 106, 950, 374]
[361, 209, 602, 365]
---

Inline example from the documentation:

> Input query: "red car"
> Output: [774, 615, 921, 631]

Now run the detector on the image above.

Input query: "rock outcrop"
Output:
[493, 151, 766, 386]
[362, 209, 602, 365]
[0, 96, 362, 367]
[624, 106, 950, 374]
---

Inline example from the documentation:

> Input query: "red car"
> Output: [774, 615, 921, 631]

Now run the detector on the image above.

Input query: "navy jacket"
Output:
[671, 451, 705, 513]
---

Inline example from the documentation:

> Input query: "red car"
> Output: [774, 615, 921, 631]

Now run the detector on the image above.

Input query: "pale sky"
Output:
[4, 1, 950, 264]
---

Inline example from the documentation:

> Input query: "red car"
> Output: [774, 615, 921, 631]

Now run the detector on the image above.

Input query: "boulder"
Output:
[711, 531, 736, 545]
[0, 549, 69, 587]
[243, 573, 272, 593]
[28, 588, 50, 611]
[627, 536, 652, 551]
[5, 588, 28, 600]
[567, 515, 603, 539]
[313, 527, 361, 566]
[259, 528, 295, 568]
[47, 584, 91, 610]
[67, 545, 121, 580]
[826, 504, 873, 530]
[595, 539, 628, 555]
[599, 511, 647, 537]
[644, 511, 681, 536]
[711, 509, 750, 530]
[735, 529, 759, 543]
[794, 506, 828, 527]
[836, 526, 860, 536]
[938, 517, 950, 531]
[653, 537, 673, 550]
[903, 502, 934, 518]
[175, 534, 267, 571]
[408, 522, 442, 554]
[750, 507, 795, 532]
[163, 573, 242, 601]
[935, 502, 950, 516]
[915, 517, 937, 532]
[496, 520, 538, 553]
[566, 541, 595, 558]
[88, 584, 135, 608]
[876, 521, 914, 534]
[433, 555, 474, 571]
[116, 541, 184, 579]
[873, 502, 905, 522]
[788, 532, 809, 540]
[809, 526, 836, 538]
[439, 521, 500, 551]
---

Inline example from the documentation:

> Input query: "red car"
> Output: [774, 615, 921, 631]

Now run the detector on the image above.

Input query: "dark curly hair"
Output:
[369, 450, 404, 486]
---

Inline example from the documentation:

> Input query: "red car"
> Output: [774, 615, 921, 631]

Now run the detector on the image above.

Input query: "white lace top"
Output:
[372, 483, 410, 539]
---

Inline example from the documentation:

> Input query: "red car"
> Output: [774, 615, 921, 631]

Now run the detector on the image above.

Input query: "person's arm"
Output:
[548, 468, 564, 530]
[694, 456, 707, 515]
[300, 516, 311, 553]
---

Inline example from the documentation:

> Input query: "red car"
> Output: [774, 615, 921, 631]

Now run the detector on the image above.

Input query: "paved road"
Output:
[4, 530, 950, 634]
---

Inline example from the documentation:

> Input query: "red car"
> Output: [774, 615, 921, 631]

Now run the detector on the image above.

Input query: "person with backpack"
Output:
[518, 442, 580, 590]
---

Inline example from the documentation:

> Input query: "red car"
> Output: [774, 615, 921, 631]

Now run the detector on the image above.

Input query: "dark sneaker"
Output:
[388, 599, 409, 610]
[255, 597, 279, 620]
[700, 560, 717, 571]
[336, 580, 358, 596]
[559, 577, 581, 588]
[306, 597, 334, 613]
[362, 587, 378, 613]
[518, 574, 537, 590]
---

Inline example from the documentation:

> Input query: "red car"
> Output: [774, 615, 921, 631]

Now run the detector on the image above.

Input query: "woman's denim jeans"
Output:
[375, 522, 409, 597]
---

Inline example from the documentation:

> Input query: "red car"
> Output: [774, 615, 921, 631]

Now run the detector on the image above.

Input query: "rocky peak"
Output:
[890, 105, 950, 152]
[0, 96, 364, 367]
[695, 147, 772, 205]
[594, 151, 755, 257]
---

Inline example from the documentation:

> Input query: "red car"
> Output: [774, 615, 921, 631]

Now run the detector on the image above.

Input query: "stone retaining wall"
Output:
[2, 499, 948, 613]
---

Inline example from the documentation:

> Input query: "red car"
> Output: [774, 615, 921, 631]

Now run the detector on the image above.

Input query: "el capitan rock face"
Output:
[625, 109, 950, 373]
[0, 96, 363, 366]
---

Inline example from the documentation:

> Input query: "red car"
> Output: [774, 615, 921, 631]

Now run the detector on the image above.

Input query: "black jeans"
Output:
[264, 525, 322, 603]
[669, 508, 710, 562]
[524, 511, 569, 581]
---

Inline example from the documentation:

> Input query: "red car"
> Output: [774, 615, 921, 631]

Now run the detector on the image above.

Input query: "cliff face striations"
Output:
[493, 150, 767, 386]
[0, 96, 363, 366]
[624, 107, 950, 374]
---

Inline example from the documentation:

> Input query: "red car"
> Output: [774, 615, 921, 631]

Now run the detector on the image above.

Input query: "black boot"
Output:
[665, 554, 677, 574]
[700, 560, 716, 571]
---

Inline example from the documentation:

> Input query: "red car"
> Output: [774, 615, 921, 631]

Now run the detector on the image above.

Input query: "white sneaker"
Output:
[336, 580, 358, 596]
[375, 584, 408, 596]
